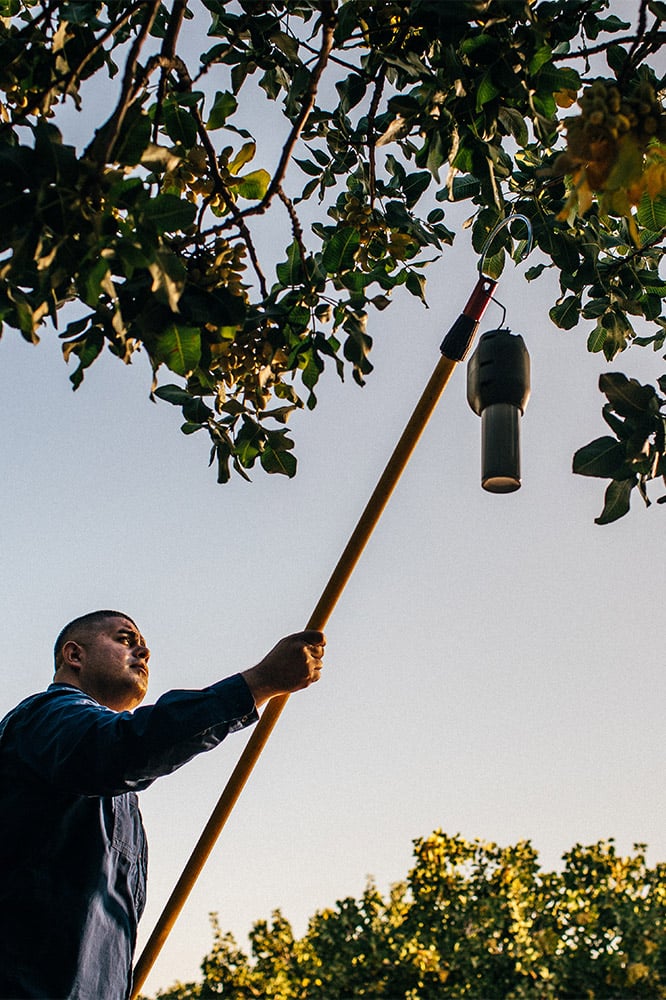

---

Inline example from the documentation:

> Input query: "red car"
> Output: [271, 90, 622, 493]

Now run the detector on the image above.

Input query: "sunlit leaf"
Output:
[231, 168, 270, 200]
[150, 323, 201, 376]
[228, 142, 256, 175]
[148, 250, 187, 311]
[636, 192, 666, 232]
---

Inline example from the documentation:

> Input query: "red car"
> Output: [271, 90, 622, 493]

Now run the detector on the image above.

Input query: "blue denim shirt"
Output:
[0, 676, 257, 999]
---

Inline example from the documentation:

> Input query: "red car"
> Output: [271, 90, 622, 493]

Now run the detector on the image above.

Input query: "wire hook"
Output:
[489, 293, 508, 329]
[478, 213, 534, 276]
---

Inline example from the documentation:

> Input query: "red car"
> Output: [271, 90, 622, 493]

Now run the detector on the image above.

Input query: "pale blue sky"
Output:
[0, 4, 664, 994]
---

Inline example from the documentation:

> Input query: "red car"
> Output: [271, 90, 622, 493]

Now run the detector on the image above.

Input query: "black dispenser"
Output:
[467, 329, 531, 493]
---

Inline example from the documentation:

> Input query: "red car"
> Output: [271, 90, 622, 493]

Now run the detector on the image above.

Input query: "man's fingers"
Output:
[299, 629, 326, 649]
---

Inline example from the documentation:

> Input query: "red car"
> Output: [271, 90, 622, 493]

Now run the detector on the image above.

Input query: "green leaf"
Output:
[528, 43, 553, 75]
[572, 436, 626, 478]
[405, 270, 426, 302]
[275, 241, 305, 286]
[599, 373, 658, 417]
[182, 396, 213, 423]
[636, 193, 666, 233]
[148, 250, 187, 311]
[150, 323, 201, 376]
[270, 29, 299, 62]
[294, 157, 321, 177]
[594, 478, 634, 525]
[143, 194, 197, 234]
[207, 91, 238, 130]
[260, 447, 297, 477]
[582, 297, 609, 320]
[370, 294, 392, 310]
[64, 330, 104, 390]
[163, 99, 198, 148]
[113, 108, 151, 166]
[587, 323, 608, 353]
[234, 418, 263, 467]
[549, 295, 580, 330]
[231, 168, 270, 200]
[228, 142, 256, 175]
[498, 107, 528, 147]
[82, 258, 114, 307]
[481, 247, 505, 280]
[446, 175, 481, 202]
[602, 403, 629, 439]
[336, 73, 366, 112]
[182, 285, 247, 327]
[402, 170, 431, 209]
[154, 384, 192, 406]
[605, 43, 628, 74]
[321, 226, 360, 274]
[475, 71, 500, 111]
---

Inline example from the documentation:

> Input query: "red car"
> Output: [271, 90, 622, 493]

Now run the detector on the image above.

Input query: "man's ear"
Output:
[61, 640, 84, 673]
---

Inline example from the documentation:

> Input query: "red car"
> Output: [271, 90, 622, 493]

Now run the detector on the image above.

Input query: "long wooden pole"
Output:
[131, 276, 500, 995]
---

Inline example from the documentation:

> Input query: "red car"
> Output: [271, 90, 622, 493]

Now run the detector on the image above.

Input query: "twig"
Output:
[12, 3, 146, 118]
[277, 185, 310, 281]
[152, 0, 190, 142]
[553, 32, 665, 62]
[15, 0, 58, 38]
[296, 37, 367, 75]
[620, 0, 648, 85]
[238, 0, 337, 220]
[84, 0, 162, 165]
[58, 3, 146, 100]
[366, 68, 386, 205]
[187, 93, 268, 298]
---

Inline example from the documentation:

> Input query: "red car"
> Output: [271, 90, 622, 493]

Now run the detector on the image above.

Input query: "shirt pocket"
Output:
[109, 793, 148, 919]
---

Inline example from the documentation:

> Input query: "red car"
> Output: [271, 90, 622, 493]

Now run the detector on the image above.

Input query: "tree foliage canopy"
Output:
[0, 0, 664, 519]
[143, 832, 666, 999]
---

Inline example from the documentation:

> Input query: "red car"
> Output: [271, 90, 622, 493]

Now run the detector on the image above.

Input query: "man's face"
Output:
[74, 616, 151, 712]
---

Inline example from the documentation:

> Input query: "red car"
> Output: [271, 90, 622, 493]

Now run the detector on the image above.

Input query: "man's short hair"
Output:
[54, 611, 137, 669]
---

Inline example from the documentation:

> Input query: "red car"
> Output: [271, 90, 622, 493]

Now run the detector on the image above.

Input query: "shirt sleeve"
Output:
[6, 677, 258, 796]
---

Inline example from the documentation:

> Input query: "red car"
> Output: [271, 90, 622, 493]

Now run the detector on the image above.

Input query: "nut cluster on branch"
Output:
[554, 78, 666, 236]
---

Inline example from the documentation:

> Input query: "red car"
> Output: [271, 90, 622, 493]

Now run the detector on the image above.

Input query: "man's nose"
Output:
[135, 644, 150, 663]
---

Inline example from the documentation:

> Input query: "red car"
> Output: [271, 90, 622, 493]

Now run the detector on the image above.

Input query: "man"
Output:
[0, 610, 325, 1000]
